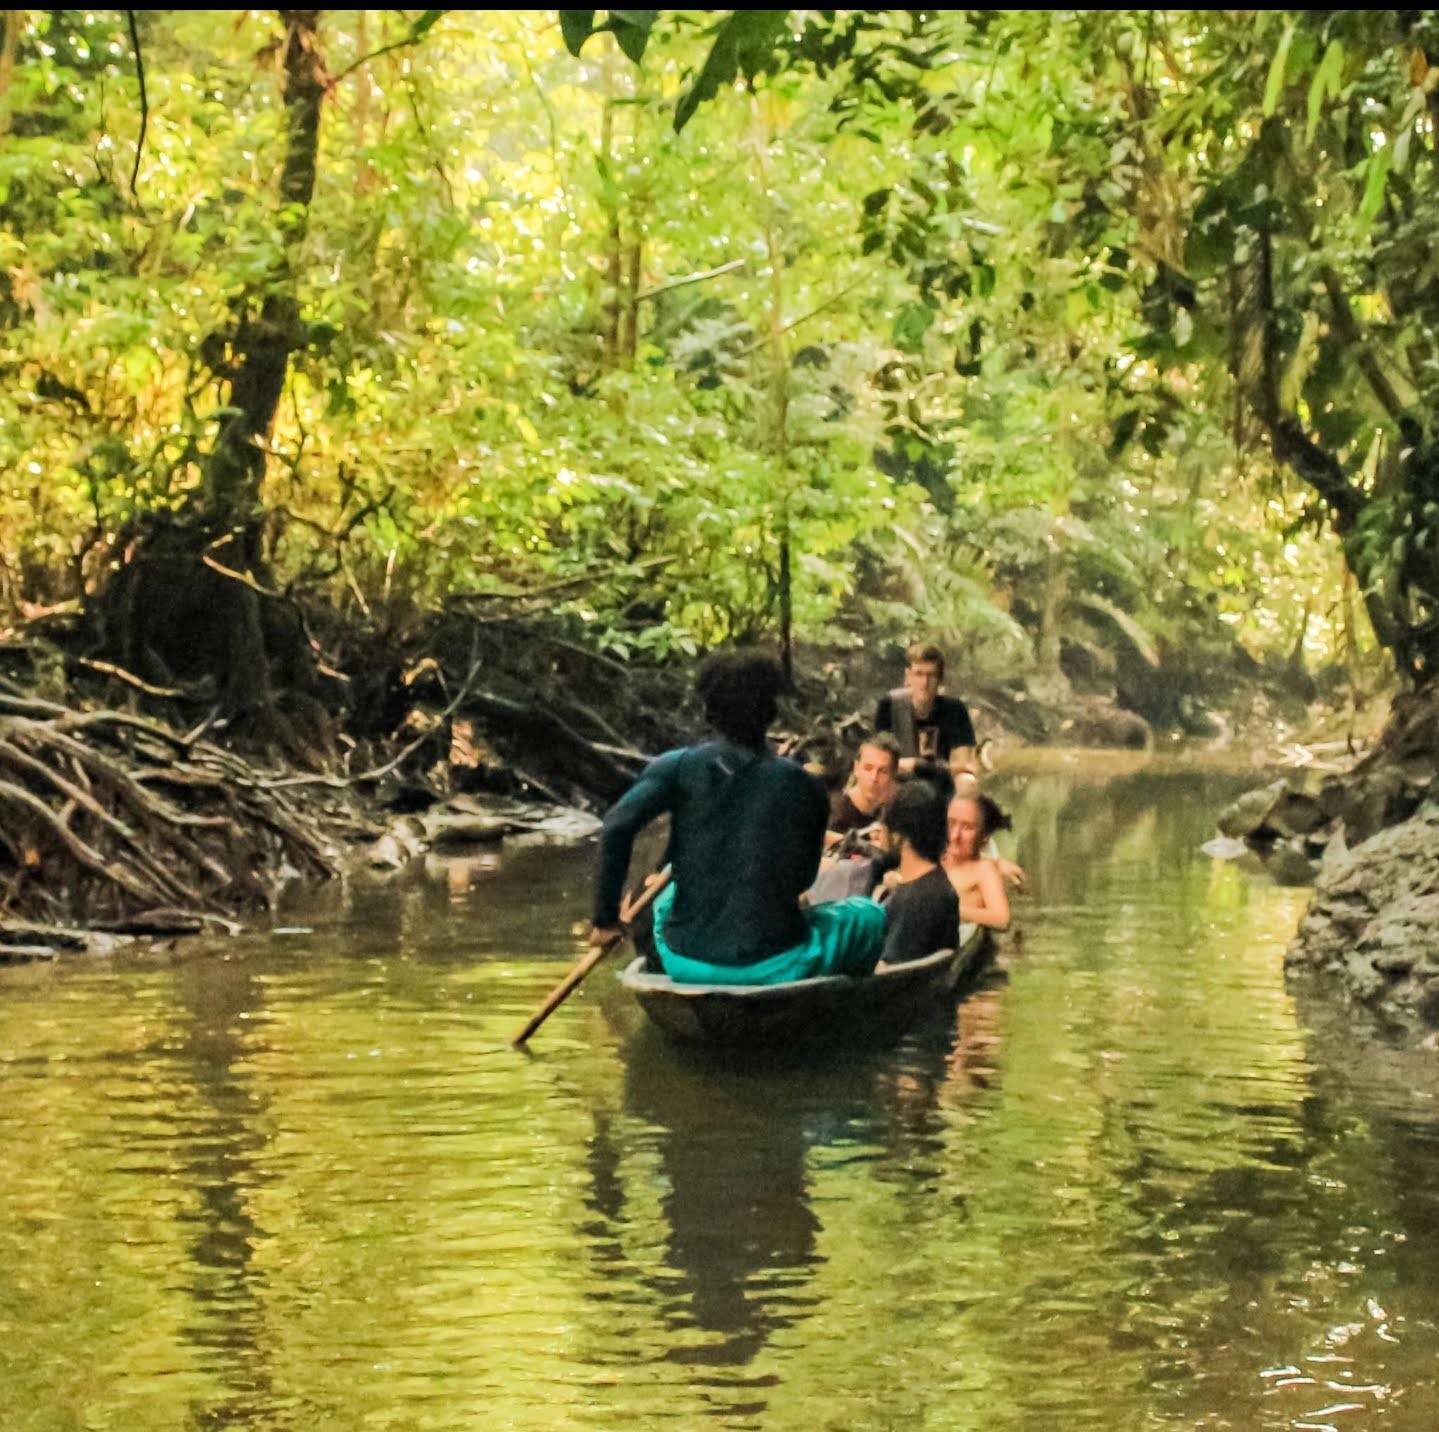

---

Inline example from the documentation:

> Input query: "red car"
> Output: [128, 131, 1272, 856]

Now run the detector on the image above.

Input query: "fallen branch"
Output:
[0, 774, 161, 904]
[460, 687, 644, 802]
[71, 655, 197, 700]
[445, 555, 675, 611]
[0, 944, 57, 963]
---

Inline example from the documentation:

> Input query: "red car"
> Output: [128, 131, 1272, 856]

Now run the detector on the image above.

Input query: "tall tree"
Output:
[1085, 10, 1439, 686]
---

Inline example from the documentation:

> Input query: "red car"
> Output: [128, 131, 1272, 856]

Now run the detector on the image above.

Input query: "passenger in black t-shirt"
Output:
[877, 780, 960, 966]
[874, 641, 977, 780]
[826, 732, 901, 841]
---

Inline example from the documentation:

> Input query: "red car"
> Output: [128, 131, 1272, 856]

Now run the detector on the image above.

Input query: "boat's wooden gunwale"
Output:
[618, 923, 992, 1046]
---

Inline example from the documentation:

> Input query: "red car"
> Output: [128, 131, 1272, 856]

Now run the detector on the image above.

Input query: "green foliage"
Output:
[558, 9, 787, 131]
[559, 9, 657, 64]
[671, 11, 790, 132]
[1074, 8, 1439, 681]
[0, 8, 1380, 705]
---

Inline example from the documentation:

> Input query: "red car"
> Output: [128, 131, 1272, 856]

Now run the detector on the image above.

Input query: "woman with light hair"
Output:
[942, 793, 1011, 929]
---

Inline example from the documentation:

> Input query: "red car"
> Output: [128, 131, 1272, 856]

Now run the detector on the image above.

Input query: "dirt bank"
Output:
[0, 604, 1377, 958]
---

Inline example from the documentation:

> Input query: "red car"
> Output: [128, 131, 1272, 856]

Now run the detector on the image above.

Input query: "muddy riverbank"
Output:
[0, 608, 1392, 965]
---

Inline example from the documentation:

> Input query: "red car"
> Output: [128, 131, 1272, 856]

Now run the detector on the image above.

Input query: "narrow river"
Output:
[3, 754, 1437, 1431]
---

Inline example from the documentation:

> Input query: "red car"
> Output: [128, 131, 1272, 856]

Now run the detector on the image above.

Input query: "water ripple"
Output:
[2, 768, 1439, 1430]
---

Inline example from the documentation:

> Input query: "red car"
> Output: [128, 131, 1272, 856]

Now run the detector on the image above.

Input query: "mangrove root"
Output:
[0, 689, 340, 929]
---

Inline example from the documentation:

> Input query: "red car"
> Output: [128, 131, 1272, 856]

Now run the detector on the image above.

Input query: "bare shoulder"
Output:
[944, 857, 982, 893]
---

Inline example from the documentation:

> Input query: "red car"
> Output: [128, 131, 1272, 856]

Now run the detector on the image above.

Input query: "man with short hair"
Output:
[590, 650, 886, 984]
[828, 732, 901, 839]
[877, 780, 960, 965]
[874, 642, 977, 779]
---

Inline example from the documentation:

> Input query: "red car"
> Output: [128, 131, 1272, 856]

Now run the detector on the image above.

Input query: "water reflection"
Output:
[170, 957, 277, 1430]
[3, 756, 1439, 1431]
[944, 983, 1007, 1100]
[623, 1039, 821, 1370]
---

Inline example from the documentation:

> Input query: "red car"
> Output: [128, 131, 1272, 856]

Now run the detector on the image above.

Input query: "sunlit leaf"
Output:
[1358, 146, 1392, 224]
[674, 10, 790, 133]
[1263, 23, 1295, 117]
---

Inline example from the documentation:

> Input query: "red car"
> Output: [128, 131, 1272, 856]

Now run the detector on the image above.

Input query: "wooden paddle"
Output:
[511, 869, 672, 1048]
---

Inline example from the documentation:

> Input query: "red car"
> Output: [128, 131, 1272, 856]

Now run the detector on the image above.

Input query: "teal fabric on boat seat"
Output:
[652, 882, 886, 986]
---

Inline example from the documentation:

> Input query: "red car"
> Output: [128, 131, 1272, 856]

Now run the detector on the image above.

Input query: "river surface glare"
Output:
[3, 754, 1439, 1431]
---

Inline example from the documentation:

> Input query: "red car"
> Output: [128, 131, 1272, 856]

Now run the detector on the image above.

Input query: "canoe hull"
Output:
[618, 924, 993, 1048]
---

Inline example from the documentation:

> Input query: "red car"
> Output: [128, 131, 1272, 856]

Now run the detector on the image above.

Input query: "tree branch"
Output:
[636, 258, 746, 303]
[403, 68, 455, 207]
[1270, 416, 1363, 533]
[126, 10, 148, 199]
[1320, 266, 1413, 427]
[72, 656, 193, 700]
[730, 276, 867, 362]
[0, 775, 161, 904]
[329, 10, 447, 88]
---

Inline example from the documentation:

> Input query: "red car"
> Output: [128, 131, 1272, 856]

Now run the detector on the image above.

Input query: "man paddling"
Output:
[590, 651, 886, 985]
[874, 642, 977, 780]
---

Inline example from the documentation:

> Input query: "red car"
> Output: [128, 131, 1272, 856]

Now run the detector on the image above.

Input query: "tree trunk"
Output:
[1036, 542, 1067, 681]
[0, 12, 19, 139]
[206, 9, 325, 521]
[620, 233, 642, 365]
[599, 83, 623, 368]
[92, 12, 333, 760]
[1237, 232, 1420, 678]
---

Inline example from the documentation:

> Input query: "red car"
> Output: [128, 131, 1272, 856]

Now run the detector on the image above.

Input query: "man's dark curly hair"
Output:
[695, 650, 784, 746]
[885, 780, 947, 863]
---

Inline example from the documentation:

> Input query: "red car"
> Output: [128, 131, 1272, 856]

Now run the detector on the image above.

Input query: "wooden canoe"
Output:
[617, 922, 994, 1048]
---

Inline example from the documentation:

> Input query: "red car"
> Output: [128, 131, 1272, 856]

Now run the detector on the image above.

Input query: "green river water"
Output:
[3, 754, 1438, 1431]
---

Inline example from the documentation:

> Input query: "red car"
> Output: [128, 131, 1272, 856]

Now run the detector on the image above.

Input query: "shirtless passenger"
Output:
[942, 793, 1011, 929]
[951, 771, 1025, 889]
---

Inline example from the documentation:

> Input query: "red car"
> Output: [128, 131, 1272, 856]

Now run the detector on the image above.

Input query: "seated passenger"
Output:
[951, 771, 1026, 889]
[874, 641, 978, 781]
[827, 733, 901, 842]
[943, 793, 1011, 929]
[590, 650, 886, 986]
[876, 781, 960, 966]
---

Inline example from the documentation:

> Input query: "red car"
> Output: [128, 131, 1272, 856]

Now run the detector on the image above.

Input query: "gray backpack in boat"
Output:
[805, 832, 885, 905]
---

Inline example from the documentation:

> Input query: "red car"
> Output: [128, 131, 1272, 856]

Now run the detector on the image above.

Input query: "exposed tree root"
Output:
[0, 685, 339, 929]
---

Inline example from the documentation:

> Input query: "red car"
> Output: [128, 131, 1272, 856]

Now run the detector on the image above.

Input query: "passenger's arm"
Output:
[875, 893, 907, 966]
[980, 834, 1025, 889]
[995, 855, 1026, 889]
[948, 745, 978, 779]
[958, 859, 1010, 929]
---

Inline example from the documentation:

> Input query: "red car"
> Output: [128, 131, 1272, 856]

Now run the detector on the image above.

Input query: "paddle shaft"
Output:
[510, 870, 671, 1047]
